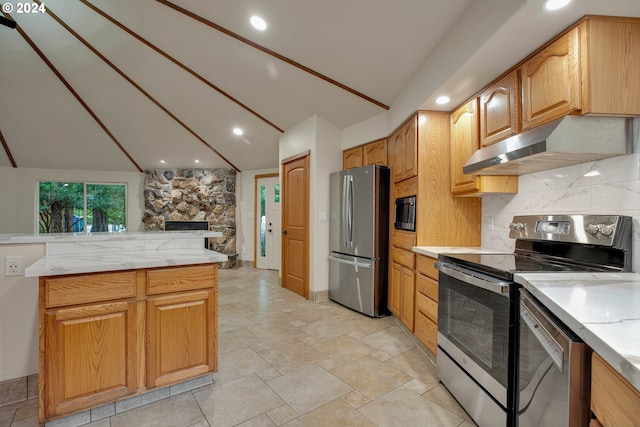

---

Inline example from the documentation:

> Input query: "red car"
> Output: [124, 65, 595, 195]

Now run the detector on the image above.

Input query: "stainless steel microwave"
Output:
[394, 196, 416, 231]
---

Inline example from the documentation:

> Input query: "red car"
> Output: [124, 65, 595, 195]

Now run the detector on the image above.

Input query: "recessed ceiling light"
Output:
[195, 159, 200, 164]
[250, 16, 267, 31]
[436, 96, 450, 105]
[160, 160, 166, 164]
[233, 127, 244, 136]
[544, 0, 572, 11]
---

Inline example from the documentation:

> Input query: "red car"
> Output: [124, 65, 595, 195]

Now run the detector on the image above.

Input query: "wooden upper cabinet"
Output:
[451, 100, 518, 195]
[479, 70, 521, 146]
[521, 17, 640, 131]
[343, 146, 363, 170]
[343, 139, 388, 170]
[390, 117, 417, 183]
[363, 139, 388, 166]
[450, 98, 480, 194]
[521, 26, 581, 130]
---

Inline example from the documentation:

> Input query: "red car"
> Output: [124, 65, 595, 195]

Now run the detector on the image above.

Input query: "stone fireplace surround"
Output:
[142, 169, 238, 268]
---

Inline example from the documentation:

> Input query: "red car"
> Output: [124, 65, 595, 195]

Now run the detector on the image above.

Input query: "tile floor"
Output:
[0, 265, 476, 427]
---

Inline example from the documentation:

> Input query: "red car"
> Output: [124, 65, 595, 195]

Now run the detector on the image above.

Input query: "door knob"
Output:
[283, 230, 288, 235]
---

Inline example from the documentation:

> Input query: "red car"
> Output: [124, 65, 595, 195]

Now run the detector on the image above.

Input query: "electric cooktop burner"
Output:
[438, 252, 612, 281]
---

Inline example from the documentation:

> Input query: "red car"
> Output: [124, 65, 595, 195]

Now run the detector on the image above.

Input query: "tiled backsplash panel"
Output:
[482, 153, 640, 272]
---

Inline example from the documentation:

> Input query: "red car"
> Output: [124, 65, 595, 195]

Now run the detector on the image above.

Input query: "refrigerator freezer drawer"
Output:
[328, 253, 385, 317]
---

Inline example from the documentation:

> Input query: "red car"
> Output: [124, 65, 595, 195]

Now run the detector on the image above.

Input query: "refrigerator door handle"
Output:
[342, 174, 354, 248]
[347, 174, 354, 247]
[328, 255, 372, 269]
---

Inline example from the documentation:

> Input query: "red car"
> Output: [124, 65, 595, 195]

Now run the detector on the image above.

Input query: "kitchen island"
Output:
[4, 231, 227, 424]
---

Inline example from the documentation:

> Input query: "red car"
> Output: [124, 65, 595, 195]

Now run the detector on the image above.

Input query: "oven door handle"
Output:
[435, 262, 510, 295]
[520, 300, 564, 371]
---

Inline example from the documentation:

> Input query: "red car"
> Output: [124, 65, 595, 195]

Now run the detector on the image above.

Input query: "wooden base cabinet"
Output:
[147, 290, 217, 388]
[43, 301, 138, 419]
[414, 255, 439, 356]
[39, 264, 218, 423]
[591, 352, 640, 427]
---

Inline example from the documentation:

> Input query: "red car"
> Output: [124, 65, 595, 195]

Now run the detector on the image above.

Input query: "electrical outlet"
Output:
[5, 256, 24, 277]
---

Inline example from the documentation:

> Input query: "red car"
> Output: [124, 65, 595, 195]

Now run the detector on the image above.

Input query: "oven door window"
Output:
[439, 271, 511, 387]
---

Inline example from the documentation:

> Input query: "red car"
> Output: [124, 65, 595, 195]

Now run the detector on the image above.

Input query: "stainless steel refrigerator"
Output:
[329, 165, 389, 317]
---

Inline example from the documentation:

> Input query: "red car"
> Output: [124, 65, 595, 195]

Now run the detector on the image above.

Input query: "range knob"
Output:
[509, 222, 525, 231]
[598, 224, 615, 236]
[585, 224, 600, 235]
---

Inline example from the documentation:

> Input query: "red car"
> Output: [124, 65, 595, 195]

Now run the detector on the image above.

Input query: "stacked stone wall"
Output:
[142, 169, 237, 263]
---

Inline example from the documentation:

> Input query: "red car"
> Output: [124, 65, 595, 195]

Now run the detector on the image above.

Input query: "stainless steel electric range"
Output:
[435, 214, 633, 427]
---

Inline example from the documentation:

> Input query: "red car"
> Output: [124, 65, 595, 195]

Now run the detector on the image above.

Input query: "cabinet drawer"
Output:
[414, 310, 437, 355]
[392, 248, 415, 269]
[392, 231, 416, 251]
[591, 352, 640, 427]
[416, 255, 438, 279]
[44, 271, 137, 308]
[415, 292, 438, 323]
[416, 273, 438, 301]
[147, 264, 216, 295]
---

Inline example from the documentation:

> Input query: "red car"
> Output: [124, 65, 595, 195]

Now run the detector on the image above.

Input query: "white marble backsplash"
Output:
[482, 153, 640, 272]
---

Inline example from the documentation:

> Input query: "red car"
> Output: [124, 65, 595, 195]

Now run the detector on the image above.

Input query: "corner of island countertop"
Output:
[412, 246, 511, 258]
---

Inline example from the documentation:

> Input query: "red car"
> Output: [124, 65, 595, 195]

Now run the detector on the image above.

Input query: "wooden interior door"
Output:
[281, 152, 310, 299]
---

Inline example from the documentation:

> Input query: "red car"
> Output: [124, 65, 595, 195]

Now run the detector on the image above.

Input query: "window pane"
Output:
[260, 185, 266, 257]
[274, 184, 280, 203]
[38, 182, 84, 233]
[86, 184, 127, 232]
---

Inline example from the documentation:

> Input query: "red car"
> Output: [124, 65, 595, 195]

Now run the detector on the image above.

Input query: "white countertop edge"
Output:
[0, 231, 223, 245]
[25, 249, 228, 277]
[412, 246, 510, 258]
[515, 272, 640, 392]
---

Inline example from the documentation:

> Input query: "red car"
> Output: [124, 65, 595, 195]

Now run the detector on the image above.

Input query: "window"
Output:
[38, 182, 127, 234]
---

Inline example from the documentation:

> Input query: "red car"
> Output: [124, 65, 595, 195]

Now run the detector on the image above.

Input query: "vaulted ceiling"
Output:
[1, 0, 639, 173]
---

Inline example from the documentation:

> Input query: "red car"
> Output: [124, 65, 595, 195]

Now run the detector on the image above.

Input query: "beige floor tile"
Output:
[358, 387, 465, 427]
[110, 392, 206, 427]
[258, 341, 328, 375]
[330, 357, 412, 400]
[310, 334, 376, 366]
[213, 347, 273, 384]
[283, 399, 376, 427]
[12, 404, 36, 423]
[404, 379, 431, 395]
[194, 375, 284, 427]
[266, 365, 352, 415]
[360, 326, 416, 356]
[384, 348, 440, 388]
[423, 384, 476, 424]
[235, 414, 276, 427]
[5, 415, 40, 427]
[341, 390, 372, 409]
[218, 328, 264, 354]
[266, 404, 297, 425]
[218, 313, 259, 334]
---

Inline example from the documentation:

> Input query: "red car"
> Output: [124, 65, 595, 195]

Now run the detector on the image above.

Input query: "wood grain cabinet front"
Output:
[591, 352, 640, 427]
[43, 300, 138, 419]
[362, 139, 388, 167]
[147, 289, 217, 388]
[342, 146, 363, 170]
[39, 263, 219, 423]
[414, 255, 439, 356]
[389, 117, 417, 183]
[479, 70, 521, 146]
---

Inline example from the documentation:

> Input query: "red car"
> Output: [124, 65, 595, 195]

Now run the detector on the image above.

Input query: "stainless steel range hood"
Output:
[463, 116, 634, 175]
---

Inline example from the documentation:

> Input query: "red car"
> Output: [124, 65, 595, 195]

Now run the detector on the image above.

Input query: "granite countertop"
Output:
[25, 248, 228, 277]
[515, 272, 640, 393]
[412, 246, 510, 258]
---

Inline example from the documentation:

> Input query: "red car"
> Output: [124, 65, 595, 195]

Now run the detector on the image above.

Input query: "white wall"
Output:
[482, 153, 640, 272]
[0, 243, 45, 381]
[237, 167, 279, 263]
[279, 116, 341, 298]
[0, 166, 145, 234]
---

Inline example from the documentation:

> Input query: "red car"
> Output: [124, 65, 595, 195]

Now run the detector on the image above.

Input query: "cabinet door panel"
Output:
[450, 99, 480, 194]
[522, 27, 581, 130]
[399, 268, 415, 331]
[363, 139, 387, 166]
[480, 70, 520, 146]
[343, 146, 363, 170]
[402, 119, 418, 180]
[45, 301, 137, 418]
[147, 290, 217, 388]
[388, 262, 401, 316]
